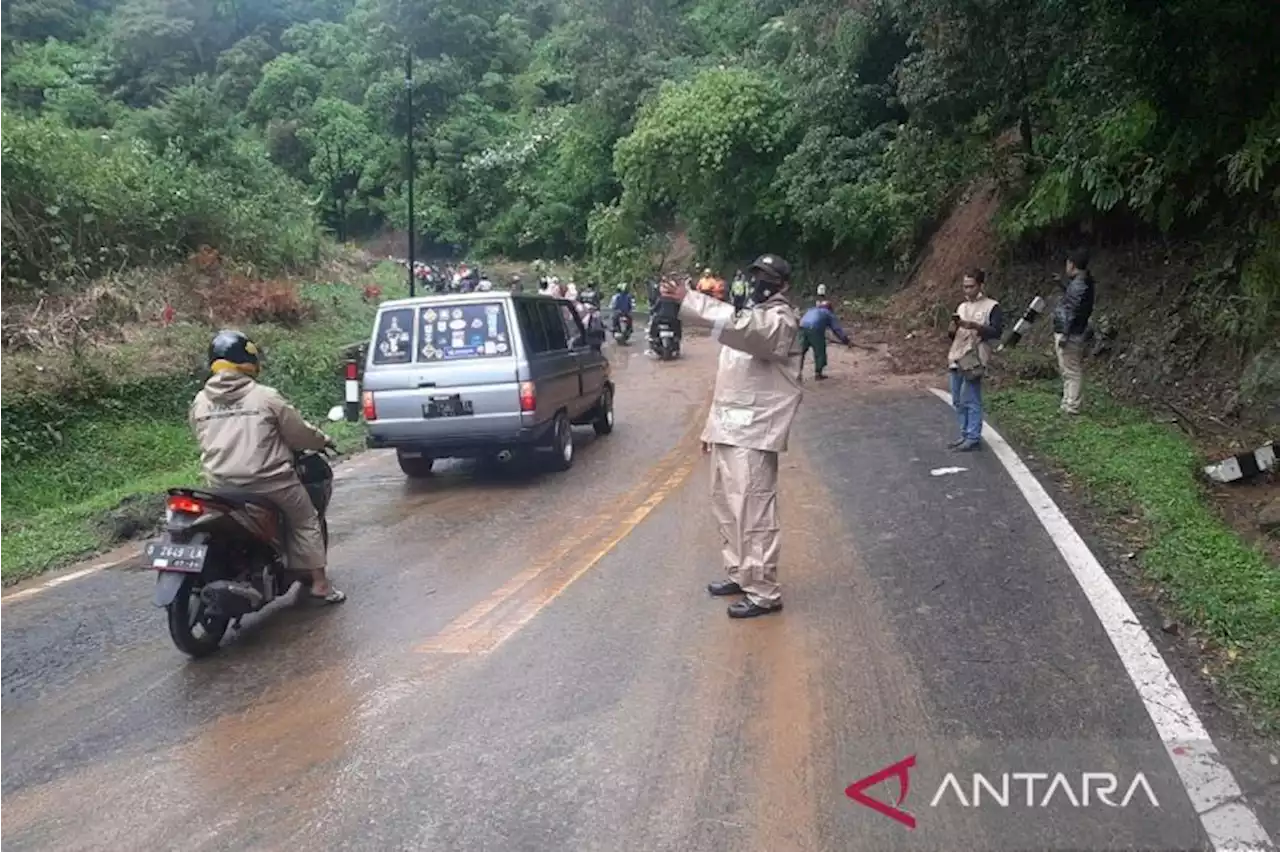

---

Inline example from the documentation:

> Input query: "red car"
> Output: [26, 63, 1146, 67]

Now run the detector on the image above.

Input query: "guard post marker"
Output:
[344, 359, 361, 422]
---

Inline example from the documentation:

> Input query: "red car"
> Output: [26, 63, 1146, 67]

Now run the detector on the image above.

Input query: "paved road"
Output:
[2, 337, 1275, 851]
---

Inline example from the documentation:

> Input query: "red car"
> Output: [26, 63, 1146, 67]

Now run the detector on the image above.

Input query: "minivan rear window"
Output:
[372, 308, 414, 364]
[417, 302, 511, 361]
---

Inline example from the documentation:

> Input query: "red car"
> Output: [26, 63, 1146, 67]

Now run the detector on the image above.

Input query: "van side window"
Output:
[540, 301, 569, 351]
[559, 303, 584, 347]
[516, 299, 551, 354]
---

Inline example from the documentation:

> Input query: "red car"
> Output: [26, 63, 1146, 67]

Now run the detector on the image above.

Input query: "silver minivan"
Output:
[357, 292, 614, 476]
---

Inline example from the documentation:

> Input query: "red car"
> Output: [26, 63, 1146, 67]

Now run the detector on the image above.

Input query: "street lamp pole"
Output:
[405, 46, 415, 297]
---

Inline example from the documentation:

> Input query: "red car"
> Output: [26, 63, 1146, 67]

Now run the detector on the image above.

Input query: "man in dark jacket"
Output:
[1052, 248, 1096, 415]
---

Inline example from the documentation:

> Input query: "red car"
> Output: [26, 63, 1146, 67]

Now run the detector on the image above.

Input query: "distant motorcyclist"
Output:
[189, 331, 345, 604]
[610, 282, 635, 332]
[509, 274, 524, 294]
[649, 276, 683, 351]
[460, 267, 480, 293]
[577, 287, 605, 337]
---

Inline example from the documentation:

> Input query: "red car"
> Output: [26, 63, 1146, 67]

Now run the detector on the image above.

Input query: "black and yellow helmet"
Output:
[209, 329, 261, 375]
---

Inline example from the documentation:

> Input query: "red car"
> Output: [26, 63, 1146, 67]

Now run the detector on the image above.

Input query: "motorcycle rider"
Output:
[189, 330, 346, 604]
[610, 282, 635, 335]
[661, 254, 802, 618]
[577, 288, 605, 337]
[509, 273, 524, 294]
[648, 276, 683, 352]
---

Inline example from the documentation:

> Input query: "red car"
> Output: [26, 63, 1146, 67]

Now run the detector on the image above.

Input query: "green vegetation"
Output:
[989, 383, 1280, 729]
[0, 264, 403, 583]
[5, 0, 1279, 285]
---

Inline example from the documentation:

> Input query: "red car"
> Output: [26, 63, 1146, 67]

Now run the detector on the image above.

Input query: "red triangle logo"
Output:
[845, 754, 917, 829]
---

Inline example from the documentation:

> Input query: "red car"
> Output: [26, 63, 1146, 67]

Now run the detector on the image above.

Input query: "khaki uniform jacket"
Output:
[680, 290, 804, 453]
[190, 372, 329, 488]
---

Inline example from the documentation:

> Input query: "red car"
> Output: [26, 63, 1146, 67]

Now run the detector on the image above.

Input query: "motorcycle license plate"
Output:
[660, 330, 674, 338]
[424, 395, 473, 418]
[147, 542, 207, 572]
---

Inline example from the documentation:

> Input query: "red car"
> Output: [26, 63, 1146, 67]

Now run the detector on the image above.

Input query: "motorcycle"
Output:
[146, 446, 338, 657]
[612, 312, 634, 345]
[651, 317, 681, 361]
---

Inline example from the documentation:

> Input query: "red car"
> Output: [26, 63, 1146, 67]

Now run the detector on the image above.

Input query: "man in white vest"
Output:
[946, 269, 1004, 451]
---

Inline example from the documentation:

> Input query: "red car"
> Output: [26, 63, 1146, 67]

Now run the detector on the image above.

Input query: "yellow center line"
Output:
[460, 456, 698, 654]
[418, 398, 709, 656]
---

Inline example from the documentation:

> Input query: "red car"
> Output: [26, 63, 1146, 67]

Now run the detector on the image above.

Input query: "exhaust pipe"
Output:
[496, 449, 514, 463]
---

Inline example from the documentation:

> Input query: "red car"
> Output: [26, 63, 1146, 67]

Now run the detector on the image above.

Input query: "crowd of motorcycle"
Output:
[398, 258, 751, 362]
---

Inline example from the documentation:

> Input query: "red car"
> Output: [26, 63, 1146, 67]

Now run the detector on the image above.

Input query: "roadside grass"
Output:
[1, 262, 402, 584]
[988, 381, 1280, 729]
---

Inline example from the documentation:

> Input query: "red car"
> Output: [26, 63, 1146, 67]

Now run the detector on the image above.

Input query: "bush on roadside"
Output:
[1, 110, 318, 294]
[180, 247, 312, 327]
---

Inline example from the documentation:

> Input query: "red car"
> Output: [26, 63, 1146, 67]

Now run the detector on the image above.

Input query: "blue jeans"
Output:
[949, 369, 983, 443]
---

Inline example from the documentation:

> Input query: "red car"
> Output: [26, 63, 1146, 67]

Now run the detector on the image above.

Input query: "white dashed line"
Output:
[927, 386, 1274, 852]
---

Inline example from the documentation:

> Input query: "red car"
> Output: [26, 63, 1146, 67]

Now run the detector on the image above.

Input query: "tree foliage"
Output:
[3, 0, 1280, 290]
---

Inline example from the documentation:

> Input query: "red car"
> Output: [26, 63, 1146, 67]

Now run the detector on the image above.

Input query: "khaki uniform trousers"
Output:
[1055, 333, 1085, 414]
[218, 478, 326, 576]
[709, 443, 782, 606]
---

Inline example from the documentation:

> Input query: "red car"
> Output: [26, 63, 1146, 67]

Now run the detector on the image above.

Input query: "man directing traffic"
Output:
[660, 254, 803, 618]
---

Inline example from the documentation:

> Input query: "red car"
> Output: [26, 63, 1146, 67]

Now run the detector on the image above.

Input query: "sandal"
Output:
[309, 587, 347, 605]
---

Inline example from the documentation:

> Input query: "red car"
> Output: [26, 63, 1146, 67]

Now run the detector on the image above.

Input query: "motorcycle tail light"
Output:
[519, 381, 536, 413]
[362, 391, 377, 420]
[167, 495, 204, 515]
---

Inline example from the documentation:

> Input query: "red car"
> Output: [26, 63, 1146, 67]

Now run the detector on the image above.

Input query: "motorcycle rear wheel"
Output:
[167, 576, 230, 658]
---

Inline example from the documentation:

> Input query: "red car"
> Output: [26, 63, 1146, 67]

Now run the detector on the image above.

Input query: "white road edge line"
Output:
[927, 386, 1274, 852]
[1, 552, 137, 605]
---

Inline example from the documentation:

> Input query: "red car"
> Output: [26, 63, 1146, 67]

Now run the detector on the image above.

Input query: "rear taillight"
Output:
[167, 495, 204, 515]
[519, 381, 536, 413]
[362, 391, 377, 420]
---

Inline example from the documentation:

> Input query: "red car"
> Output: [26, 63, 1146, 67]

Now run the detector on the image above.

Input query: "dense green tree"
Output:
[3, 0, 1280, 292]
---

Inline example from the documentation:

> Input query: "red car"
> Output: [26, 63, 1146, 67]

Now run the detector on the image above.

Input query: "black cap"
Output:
[748, 254, 792, 283]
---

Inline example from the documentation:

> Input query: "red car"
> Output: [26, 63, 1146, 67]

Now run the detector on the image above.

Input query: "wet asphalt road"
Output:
[3, 337, 1277, 852]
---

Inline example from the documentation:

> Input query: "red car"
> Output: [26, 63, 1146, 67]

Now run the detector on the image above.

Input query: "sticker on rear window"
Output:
[419, 303, 510, 361]
[373, 309, 414, 364]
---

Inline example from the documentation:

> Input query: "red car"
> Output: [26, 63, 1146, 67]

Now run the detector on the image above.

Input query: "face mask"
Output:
[751, 276, 781, 304]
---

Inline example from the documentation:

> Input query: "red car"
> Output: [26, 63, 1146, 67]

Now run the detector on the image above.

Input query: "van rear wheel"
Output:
[546, 412, 574, 472]
[592, 386, 615, 436]
[397, 450, 435, 478]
